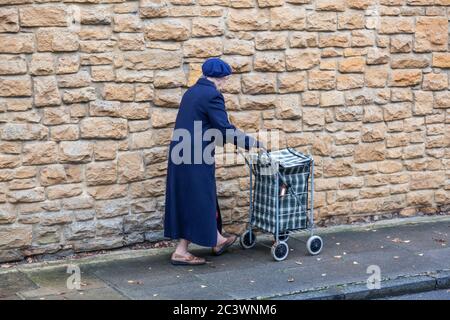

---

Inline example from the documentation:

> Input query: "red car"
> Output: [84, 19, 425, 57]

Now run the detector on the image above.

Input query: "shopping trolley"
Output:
[239, 148, 323, 261]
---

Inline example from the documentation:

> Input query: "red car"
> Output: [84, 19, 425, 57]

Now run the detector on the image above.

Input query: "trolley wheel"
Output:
[240, 230, 256, 249]
[306, 235, 323, 256]
[271, 241, 289, 261]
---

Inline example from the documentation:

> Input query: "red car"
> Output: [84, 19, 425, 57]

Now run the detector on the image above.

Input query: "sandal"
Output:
[170, 252, 206, 266]
[212, 234, 237, 256]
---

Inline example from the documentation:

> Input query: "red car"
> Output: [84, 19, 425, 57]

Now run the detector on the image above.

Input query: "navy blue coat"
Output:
[164, 77, 258, 247]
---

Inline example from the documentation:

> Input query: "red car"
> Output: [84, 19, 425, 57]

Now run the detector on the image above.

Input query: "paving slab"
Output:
[195, 264, 301, 299]
[345, 247, 450, 279]
[292, 229, 397, 256]
[367, 222, 450, 253]
[0, 271, 37, 299]
[22, 266, 108, 296]
[133, 279, 233, 300]
[85, 255, 204, 299]
[422, 247, 450, 269]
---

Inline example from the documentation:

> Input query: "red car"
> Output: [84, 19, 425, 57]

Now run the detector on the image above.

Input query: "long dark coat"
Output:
[164, 77, 257, 247]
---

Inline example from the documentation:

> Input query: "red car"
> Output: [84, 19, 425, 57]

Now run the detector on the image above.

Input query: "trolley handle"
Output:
[257, 147, 272, 166]
[237, 146, 272, 168]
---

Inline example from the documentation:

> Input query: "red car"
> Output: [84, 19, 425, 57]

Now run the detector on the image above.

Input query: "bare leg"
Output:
[174, 239, 190, 255]
[212, 230, 238, 255]
[216, 230, 227, 246]
[173, 232, 228, 258]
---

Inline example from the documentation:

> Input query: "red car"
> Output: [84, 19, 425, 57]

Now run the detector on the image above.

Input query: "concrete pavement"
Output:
[1, 216, 450, 300]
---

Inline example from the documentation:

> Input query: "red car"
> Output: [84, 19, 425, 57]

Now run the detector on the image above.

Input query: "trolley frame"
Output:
[243, 150, 317, 245]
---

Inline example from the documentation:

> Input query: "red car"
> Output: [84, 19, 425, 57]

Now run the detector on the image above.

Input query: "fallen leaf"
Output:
[433, 238, 447, 244]
[391, 238, 410, 244]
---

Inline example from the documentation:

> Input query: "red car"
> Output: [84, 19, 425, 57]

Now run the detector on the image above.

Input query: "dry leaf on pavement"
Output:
[391, 238, 411, 244]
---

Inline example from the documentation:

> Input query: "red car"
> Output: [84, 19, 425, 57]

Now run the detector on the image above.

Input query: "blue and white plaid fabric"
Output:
[251, 149, 312, 234]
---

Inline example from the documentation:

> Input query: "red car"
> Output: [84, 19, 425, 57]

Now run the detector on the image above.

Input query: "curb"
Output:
[265, 270, 450, 300]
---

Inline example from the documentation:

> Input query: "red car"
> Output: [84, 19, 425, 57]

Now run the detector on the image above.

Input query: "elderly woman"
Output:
[164, 58, 262, 265]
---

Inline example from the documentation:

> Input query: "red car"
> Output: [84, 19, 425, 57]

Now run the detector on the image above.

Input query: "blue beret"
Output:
[202, 58, 232, 78]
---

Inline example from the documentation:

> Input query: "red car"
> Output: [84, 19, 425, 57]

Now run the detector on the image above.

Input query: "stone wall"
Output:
[0, 0, 449, 262]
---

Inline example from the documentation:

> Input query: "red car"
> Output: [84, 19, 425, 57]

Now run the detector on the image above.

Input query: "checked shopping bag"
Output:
[251, 148, 312, 234]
